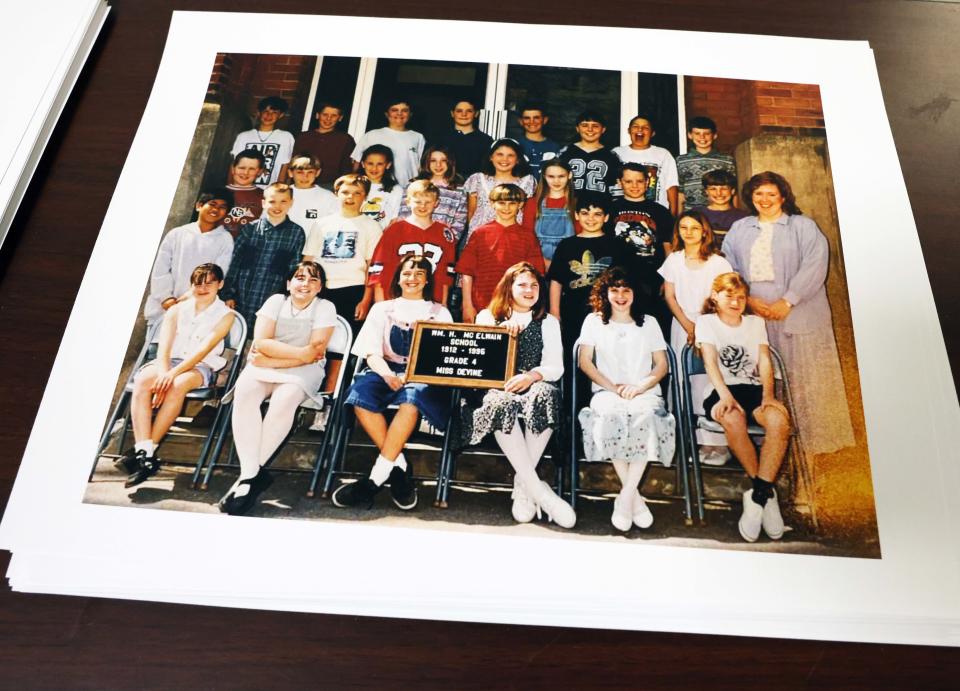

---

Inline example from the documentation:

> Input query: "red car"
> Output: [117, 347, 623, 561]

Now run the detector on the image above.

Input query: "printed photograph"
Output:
[85, 52, 880, 558]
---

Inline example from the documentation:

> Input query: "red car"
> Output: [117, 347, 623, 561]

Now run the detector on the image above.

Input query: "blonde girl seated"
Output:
[124, 263, 236, 487]
[219, 261, 337, 515]
[577, 267, 676, 531]
[458, 261, 576, 528]
[695, 272, 791, 542]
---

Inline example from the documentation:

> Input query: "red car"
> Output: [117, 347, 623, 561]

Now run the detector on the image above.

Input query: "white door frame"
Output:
[343, 59, 640, 144]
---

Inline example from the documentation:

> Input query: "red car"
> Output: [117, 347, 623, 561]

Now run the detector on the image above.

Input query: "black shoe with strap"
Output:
[124, 450, 160, 488]
[219, 467, 274, 516]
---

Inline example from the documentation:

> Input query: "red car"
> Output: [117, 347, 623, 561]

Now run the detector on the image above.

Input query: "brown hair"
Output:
[669, 210, 721, 260]
[588, 267, 646, 325]
[487, 262, 547, 322]
[741, 171, 802, 216]
[190, 263, 225, 285]
[701, 272, 751, 315]
[388, 254, 435, 301]
[334, 173, 371, 196]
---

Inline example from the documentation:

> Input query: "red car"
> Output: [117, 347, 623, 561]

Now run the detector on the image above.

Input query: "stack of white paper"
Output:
[1, 12, 958, 646]
[0, 0, 110, 250]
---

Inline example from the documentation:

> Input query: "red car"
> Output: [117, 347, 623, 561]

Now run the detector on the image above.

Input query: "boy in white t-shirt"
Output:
[612, 114, 679, 215]
[303, 173, 382, 329]
[350, 97, 425, 186]
[287, 153, 338, 236]
[229, 96, 296, 188]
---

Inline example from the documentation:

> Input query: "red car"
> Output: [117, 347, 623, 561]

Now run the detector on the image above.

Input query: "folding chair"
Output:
[433, 380, 566, 510]
[90, 312, 248, 483]
[680, 344, 818, 529]
[319, 355, 456, 502]
[198, 315, 353, 494]
[568, 342, 692, 523]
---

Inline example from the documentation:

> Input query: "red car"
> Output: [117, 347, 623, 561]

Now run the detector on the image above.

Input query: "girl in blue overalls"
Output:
[332, 254, 452, 511]
[533, 159, 577, 270]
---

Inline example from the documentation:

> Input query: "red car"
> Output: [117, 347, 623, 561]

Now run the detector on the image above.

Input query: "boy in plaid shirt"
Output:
[221, 182, 305, 326]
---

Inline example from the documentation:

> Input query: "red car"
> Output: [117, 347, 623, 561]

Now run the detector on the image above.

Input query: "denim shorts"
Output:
[140, 358, 216, 388]
[345, 365, 450, 430]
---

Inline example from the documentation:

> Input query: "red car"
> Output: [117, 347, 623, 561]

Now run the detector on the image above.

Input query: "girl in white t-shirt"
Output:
[577, 267, 675, 531]
[658, 210, 733, 466]
[331, 255, 452, 512]
[219, 261, 337, 516]
[694, 272, 791, 543]
[123, 263, 236, 488]
[286, 153, 338, 235]
[358, 144, 403, 229]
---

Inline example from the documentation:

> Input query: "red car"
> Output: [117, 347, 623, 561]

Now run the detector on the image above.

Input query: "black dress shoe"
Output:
[125, 451, 160, 488]
[218, 467, 273, 516]
[388, 464, 418, 511]
[114, 448, 139, 474]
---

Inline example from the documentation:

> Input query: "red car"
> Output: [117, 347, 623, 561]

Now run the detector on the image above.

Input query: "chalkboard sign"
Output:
[406, 322, 516, 388]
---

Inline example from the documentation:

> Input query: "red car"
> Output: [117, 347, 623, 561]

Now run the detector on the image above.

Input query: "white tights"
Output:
[231, 375, 306, 481]
[612, 458, 649, 496]
[493, 423, 553, 497]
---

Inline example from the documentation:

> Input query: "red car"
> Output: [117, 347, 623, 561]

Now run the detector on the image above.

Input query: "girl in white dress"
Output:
[219, 261, 337, 515]
[577, 267, 676, 531]
[658, 210, 733, 465]
[124, 263, 236, 487]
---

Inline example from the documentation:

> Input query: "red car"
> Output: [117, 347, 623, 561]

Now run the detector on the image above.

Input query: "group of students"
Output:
[118, 93, 856, 543]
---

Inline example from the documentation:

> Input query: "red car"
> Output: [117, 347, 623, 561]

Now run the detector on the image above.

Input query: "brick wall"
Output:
[206, 53, 317, 130]
[752, 81, 825, 136]
[685, 76, 826, 151]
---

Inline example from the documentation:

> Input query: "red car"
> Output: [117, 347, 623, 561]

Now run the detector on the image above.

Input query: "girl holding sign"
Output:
[332, 254, 452, 511]
[457, 261, 576, 528]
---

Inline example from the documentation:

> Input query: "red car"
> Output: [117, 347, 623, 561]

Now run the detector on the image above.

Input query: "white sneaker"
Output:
[534, 481, 576, 529]
[632, 490, 654, 529]
[699, 447, 730, 466]
[738, 489, 763, 542]
[761, 490, 784, 540]
[611, 491, 633, 532]
[511, 477, 537, 523]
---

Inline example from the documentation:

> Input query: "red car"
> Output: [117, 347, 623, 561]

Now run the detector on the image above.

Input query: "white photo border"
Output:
[2, 12, 959, 646]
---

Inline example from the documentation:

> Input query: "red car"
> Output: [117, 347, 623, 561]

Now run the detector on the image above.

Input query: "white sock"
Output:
[135, 440, 155, 457]
[395, 452, 408, 471]
[369, 455, 394, 486]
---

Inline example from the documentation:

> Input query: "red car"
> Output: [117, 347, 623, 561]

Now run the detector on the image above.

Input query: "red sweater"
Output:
[368, 219, 456, 302]
[457, 221, 545, 310]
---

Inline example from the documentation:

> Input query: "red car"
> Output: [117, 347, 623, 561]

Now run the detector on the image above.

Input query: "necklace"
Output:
[256, 129, 275, 143]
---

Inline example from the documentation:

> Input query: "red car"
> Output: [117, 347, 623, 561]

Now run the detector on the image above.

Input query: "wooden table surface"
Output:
[1, 1, 958, 686]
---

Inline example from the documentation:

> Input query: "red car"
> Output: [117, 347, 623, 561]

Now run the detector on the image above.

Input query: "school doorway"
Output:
[305, 57, 680, 156]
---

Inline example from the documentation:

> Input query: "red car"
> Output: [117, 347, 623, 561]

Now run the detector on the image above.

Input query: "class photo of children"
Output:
[85, 51, 879, 559]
